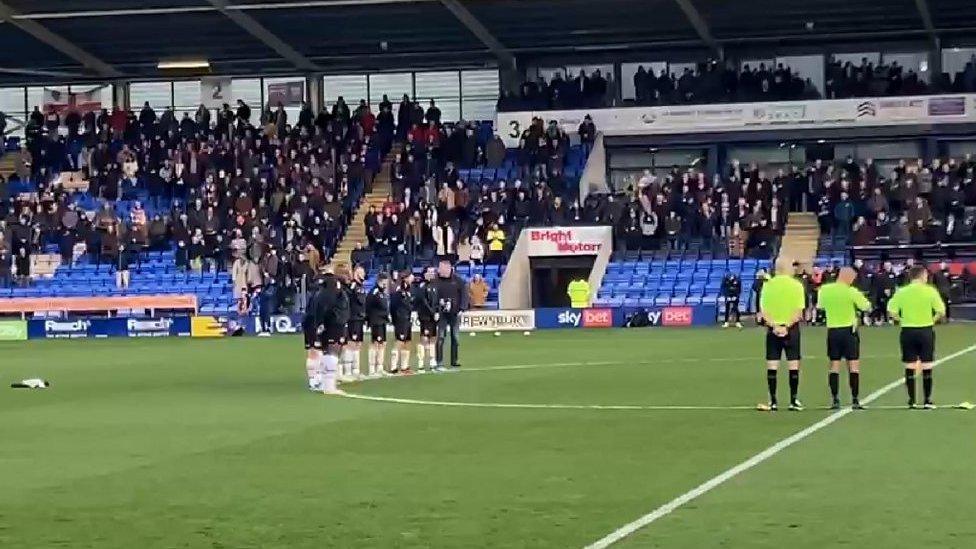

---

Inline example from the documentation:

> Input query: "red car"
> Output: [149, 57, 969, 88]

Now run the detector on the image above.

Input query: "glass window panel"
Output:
[369, 72, 412, 118]
[0, 87, 26, 138]
[460, 69, 498, 121]
[173, 80, 201, 116]
[323, 74, 367, 109]
[231, 78, 262, 111]
[0, 87, 25, 116]
[415, 71, 460, 122]
[129, 81, 172, 109]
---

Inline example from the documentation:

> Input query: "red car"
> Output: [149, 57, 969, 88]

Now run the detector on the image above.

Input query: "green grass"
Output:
[0, 326, 974, 548]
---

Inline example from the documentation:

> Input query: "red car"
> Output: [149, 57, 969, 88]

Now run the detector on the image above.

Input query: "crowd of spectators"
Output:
[350, 115, 580, 272]
[498, 54, 976, 113]
[609, 160, 789, 259]
[808, 155, 976, 247]
[0, 94, 444, 308]
[498, 69, 613, 111]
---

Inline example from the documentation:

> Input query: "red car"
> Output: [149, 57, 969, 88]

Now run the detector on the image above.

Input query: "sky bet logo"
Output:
[557, 308, 613, 328]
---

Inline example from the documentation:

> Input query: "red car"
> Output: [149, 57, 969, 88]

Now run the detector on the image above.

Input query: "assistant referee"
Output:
[887, 265, 946, 409]
[758, 257, 807, 411]
[817, 267, 872, 410]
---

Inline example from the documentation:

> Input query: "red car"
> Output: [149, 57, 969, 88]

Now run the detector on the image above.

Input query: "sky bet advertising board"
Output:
[28, 317, 192, 339]
[534, 306, 716, 329]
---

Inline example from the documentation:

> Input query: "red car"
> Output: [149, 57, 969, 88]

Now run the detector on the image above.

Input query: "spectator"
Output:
[468, 273, 489, 308]
[486, 223, 506, 263]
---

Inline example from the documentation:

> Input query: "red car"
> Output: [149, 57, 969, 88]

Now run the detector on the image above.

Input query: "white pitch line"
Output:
[338, 392, 757, 411]
[583, 343, 976, 549]
[351, 354, 901, 379]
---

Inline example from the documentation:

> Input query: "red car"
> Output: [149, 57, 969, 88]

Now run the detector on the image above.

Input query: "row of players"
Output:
[301, 261, 469, 393]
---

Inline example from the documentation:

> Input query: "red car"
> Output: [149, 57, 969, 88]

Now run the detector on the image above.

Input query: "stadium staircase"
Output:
[780, 212, 819, 267]
[332, 144, 401, 266]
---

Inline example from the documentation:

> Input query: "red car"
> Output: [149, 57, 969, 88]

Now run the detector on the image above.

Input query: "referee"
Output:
[758, 257, 807, 411]
[816, 267, 872, 410]
[887, 266, 947, 409]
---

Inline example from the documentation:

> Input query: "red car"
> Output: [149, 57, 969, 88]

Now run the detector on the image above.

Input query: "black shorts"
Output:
[320, 323, 347, 347]
[765, 325, 802, 361]
[900, 327, 935, 363]
[347, 320, 365, 343]
[303, 323, 320, 350]
[394, 319, 412, 342]
[826, 327, 860, 361]
[370, 324, 386, 344]
[418, 318, 437, 338]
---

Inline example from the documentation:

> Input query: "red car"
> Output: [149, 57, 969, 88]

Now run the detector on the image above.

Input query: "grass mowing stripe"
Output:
[583, 343, 976, 549]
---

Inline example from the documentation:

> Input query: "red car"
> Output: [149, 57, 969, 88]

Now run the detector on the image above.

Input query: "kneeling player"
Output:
[887, 266, 946, 409]
[366, 273, 391, 377]
[414, 267, 439, 371]
[758, 257, 806, 411]
[817, 267, 872, 410]
[390, 272, 415, 374]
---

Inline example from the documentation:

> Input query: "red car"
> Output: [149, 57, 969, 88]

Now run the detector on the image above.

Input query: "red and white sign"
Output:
[662, 306, 693, 327]
[43, 88, 102, 116]
[526, 226, 611, 257]
[582, 308, 613, 328]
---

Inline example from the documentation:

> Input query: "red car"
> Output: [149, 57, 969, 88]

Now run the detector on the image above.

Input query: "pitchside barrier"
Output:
[1, 306, 717, 341]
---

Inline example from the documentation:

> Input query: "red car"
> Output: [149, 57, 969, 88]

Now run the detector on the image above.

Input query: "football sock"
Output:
[351, 348, 361, 377]
[828, 372, 839, 400]
[788, 370, 799, 402]
[766, 369, 777, 403]
[400, 350, 410, 370]
[341, 349, 353, 377]
[922, 369, 933, 402]
[416, 344, 425, 369]
[905, 368, 916, 403]
[321, 354, 339, 392]
[849, 372, 860, 400]
[305, 358, 318, 388]
[427, 343, 437, 367]
[367, 348, 377, 375]
[390, 349, 400, 371]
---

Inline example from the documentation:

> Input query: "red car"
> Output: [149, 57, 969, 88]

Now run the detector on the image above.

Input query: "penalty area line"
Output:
[582, 343, 976, 549]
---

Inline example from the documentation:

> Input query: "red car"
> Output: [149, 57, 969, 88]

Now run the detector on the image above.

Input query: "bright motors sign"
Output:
[526, 226, 611, 256]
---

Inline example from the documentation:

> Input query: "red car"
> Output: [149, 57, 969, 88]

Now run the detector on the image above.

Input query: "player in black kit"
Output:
[365, 272, 391, 377]
[720, 272, 743, 329]
[301, 277, 324, 390]
[390, 272, 415, 374]
[342, 265, 368, 380]
[414, 267, 440, 372]
[311, 265, 350, 394]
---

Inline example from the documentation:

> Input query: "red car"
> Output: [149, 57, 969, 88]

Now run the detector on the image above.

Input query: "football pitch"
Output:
[1, 325, 974, 548]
